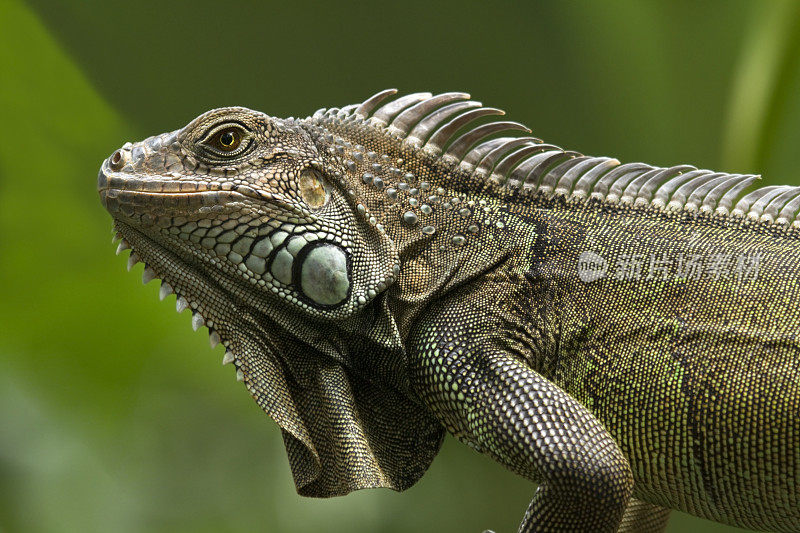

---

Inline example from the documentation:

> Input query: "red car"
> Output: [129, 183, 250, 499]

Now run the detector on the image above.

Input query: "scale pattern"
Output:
[98, 90, 800, 532]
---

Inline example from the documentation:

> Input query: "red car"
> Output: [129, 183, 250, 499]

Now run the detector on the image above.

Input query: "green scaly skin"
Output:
[98, 90, 800, 532]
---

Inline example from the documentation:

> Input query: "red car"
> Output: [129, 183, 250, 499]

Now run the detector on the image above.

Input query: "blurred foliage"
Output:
[1, 0, 799, 531]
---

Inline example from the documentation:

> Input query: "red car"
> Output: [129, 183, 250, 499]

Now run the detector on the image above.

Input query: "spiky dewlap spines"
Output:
[307, 89, 800, 230]
[111, 228, 240, 377]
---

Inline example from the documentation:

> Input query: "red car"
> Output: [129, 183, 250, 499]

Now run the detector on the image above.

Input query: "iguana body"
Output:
[98, 90, 800, 532]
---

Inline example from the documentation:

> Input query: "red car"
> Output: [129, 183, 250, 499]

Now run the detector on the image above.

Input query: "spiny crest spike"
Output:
[312, 89, 779, 226]
[354, 89, 397, 119]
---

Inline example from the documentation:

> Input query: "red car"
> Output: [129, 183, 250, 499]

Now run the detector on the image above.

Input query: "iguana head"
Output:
[99, 90, 553, 330]
[98, 105, 400, 322]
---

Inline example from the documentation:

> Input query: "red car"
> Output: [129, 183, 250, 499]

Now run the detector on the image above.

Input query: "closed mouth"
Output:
[98, 165, 307, 220]
[98, 165, 255, 199]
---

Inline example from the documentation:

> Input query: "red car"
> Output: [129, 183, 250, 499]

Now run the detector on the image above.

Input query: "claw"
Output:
[115, 240, 130, 255]
[115, 239, 130, 254]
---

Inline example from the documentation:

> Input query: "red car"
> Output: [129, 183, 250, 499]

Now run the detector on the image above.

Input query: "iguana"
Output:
[97, 90, 800, 532]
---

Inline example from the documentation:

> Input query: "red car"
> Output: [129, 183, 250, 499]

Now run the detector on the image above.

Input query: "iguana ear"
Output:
[222, 151, 400, 321]
[296, 158, 401, 317]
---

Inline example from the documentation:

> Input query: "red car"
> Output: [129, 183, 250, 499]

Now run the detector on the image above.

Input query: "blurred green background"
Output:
[2, 1, 799, 531]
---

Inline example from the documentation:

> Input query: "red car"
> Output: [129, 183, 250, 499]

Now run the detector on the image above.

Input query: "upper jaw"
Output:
[97, 143, 259, 220]
[98, 166, 215, 197]
[97, 163, 240, 222]
[98, 131, 192, 213]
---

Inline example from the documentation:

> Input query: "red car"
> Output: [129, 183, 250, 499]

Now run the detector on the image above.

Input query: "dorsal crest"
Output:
[309, 89, 800, 228]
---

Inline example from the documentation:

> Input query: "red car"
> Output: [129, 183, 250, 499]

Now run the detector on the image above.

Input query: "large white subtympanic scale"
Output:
[299, 244, 350, 306]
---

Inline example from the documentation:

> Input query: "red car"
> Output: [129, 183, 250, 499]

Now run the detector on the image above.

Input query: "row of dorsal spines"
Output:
[309, 90, 800, 228]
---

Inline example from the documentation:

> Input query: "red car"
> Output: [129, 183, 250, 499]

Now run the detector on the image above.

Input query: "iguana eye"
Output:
[211, 127, 242, 152]
[199, 123, 251, 157]
[299, 169, 329, 210]
[218, 129, 239, 150]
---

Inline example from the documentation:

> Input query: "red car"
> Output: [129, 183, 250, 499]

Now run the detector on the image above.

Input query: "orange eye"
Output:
[213, 128, 241, 152]
[205, 128, 242, 152]
[200, 123, 251, 158]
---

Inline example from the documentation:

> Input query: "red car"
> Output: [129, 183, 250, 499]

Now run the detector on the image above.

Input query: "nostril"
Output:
[110, 149, 125, 170]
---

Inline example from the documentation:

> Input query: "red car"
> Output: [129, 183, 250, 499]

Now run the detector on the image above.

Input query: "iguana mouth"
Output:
[99, 185, 250, 218]
[98, 156, 311, 220]
[101, 168, 354, 309]
[97, 160, 253, 215]
[98, 172, 306, 220]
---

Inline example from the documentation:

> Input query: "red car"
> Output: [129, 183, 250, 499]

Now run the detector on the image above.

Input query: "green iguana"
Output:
[97, 90, 800, 532]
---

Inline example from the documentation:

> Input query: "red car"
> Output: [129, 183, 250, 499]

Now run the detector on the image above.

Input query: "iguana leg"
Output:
[408, 300, 634, 533]
[618, 499, 670, 532]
